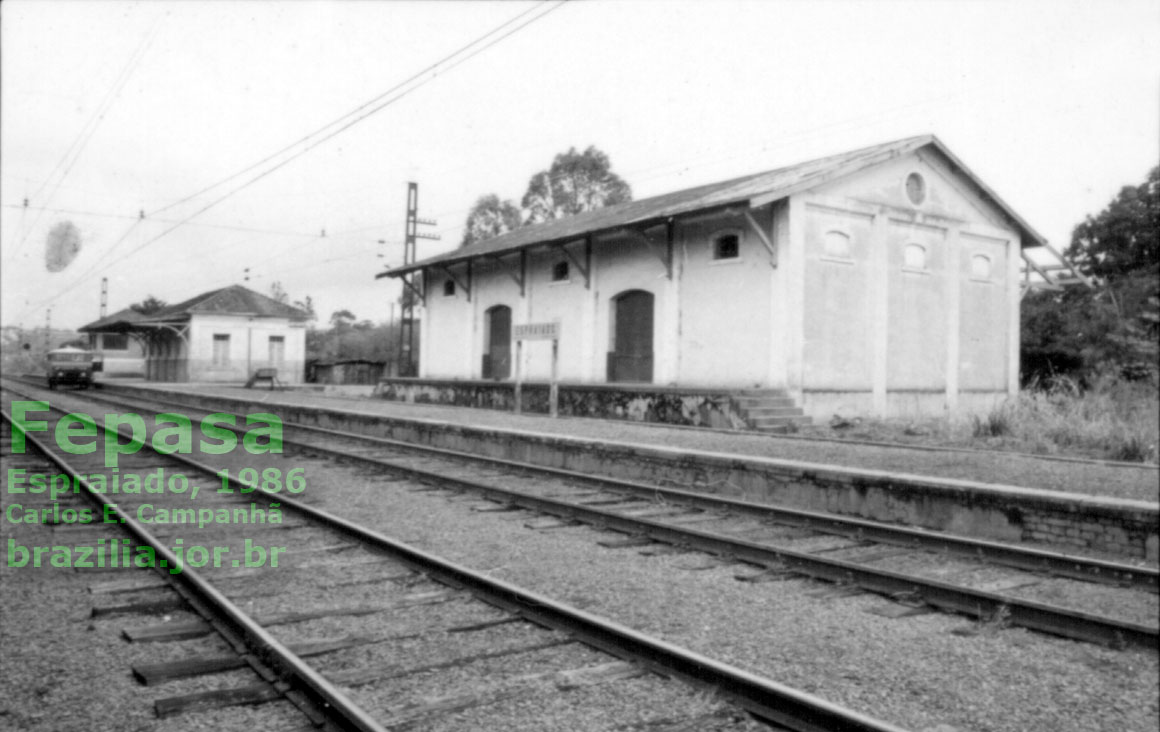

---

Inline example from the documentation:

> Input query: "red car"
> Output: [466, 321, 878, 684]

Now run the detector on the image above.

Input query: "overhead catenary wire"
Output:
[147, 1, 559, 220]
[7, 11, 163, 263]
[1, 203, 324, 240]
[79, 0, 568, 277]
[10, 0, 567, 325]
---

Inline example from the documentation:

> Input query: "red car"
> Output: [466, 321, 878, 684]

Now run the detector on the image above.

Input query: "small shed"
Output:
[310, 359, 386, 385]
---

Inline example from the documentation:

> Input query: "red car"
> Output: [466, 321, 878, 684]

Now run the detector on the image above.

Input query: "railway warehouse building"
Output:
[79, 285, 309, 384]
[383, 135, 1045, 424]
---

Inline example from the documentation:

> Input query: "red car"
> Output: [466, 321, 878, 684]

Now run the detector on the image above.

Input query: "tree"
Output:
[269, 281, 289, 304]
[1066, 166, 1159, 281]
[520, 145, 632, 225]
[329, 309, 356, 331]
[1023, 166, 1160, 385]
[460, 194, 522, 248]
[293, 295, 317, 321]
[129, 296, 167, 315]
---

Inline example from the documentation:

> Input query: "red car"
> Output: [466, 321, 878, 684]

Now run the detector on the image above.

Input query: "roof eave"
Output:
[382, 134, 1047, 279]
[383, 202, 747, 278]
[920, 137, 1047, 248]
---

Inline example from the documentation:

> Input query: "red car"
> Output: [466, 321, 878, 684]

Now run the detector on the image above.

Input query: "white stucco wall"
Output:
[186, 314, 306, 383]
[413, 147, 1024, 419]
[90, 332, 145, 377]
[798, 149, 1020, 417]
[800, 202, 876, 391]
[676, 210, 778, 387]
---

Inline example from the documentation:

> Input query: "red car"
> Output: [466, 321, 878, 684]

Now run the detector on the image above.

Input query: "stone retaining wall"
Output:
[375, 378, 748, 429]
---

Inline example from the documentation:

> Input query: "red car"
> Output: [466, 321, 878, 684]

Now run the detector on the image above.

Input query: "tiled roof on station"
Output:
[139, 285, 310, 322]
[383, 134, 1045, 277]
[78, 307, 148, 333]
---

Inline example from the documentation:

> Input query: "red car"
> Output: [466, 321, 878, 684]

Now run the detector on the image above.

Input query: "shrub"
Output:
[971, 409, 1012, 438]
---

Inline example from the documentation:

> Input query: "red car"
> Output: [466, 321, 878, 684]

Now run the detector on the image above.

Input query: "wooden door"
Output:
[608, 290, 654, 383]
[483, 305, 511, 380]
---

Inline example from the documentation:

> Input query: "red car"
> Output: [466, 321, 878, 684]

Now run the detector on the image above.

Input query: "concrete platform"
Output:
[90, 379, 1159, 561]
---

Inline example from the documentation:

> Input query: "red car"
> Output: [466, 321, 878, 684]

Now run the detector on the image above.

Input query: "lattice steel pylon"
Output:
[395, 182, 439, 377]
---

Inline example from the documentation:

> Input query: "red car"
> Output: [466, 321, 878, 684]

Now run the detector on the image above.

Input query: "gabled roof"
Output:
[139, 285, 310, 322]
[78, 307, 147, 333]
[382, 134, 1046, 277]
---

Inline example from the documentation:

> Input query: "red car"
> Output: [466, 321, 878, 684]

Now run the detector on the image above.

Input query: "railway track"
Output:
[7, 380, 1157, 651]
[3, 382, 915, 731]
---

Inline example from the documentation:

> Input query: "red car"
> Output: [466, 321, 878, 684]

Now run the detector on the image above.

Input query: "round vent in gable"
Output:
[905, 172, 926, 206]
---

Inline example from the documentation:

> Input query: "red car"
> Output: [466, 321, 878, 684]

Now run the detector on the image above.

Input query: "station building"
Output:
[80, 285, 309, 384]
[80, 308, 147, 378]
[384, 136, 1047, 421]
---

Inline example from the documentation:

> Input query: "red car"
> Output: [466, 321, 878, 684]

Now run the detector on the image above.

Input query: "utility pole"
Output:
[45, 308, 51, 353]
[100, 277, 108, 318]
[397, 182, 439, 377]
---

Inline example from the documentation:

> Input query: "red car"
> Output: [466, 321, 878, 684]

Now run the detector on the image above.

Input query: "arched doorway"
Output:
[482, 305, 512, 380]
[608, 290, 654, 383]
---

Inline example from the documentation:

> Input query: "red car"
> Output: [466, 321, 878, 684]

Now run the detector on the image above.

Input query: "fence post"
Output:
[549, 338, 559, 418]
[514, 340, 523, 414]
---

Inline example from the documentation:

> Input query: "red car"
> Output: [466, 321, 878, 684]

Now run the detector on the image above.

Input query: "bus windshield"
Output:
[48, 352, 92, 363]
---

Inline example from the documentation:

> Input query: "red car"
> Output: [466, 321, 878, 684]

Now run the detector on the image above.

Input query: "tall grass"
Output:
[817, 375, 1159, 463]
[973, 375, 1159, 463]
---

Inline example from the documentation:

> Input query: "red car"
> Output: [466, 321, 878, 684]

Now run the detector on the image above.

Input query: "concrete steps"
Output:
[730, 390, 810, 432]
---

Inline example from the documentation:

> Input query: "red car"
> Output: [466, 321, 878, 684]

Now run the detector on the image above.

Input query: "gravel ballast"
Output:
[293, 454, 1159, 732]
[6, 383, 1157, 732]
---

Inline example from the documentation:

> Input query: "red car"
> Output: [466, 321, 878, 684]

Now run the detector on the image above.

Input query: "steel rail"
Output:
[283, 423, 1159, 592]
[288, 437, 1159, 649]
[12, 382, 1152, 650]
[30, 381, 1158, 592]
[2, 387, 909, 732]
[0, 408, 390, 732]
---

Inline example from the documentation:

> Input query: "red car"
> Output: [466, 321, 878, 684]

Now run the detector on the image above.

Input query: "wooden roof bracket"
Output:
[486, 251, 526, 296]
[618, 223, 672, 280]
[402, 270, 426, 307]
[1020, 250, 1055, 281]
[558, 236, 592, 289]
[743, 207, 778, 268]
[438, 261, 472, 302]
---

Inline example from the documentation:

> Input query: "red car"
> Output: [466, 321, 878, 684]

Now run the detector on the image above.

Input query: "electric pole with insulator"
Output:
[397, 182, 439, 377]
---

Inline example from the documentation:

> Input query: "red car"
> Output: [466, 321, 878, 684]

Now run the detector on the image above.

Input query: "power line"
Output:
[96, 1, 566, 271]
[1, 203, 323, 239]
[148, 1, 559, 219]
[8, 1, 567, 325]
[8, 12, 163, 262]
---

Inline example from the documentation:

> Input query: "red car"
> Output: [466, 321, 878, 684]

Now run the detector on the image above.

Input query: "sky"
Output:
[2, 0, 1157, 332]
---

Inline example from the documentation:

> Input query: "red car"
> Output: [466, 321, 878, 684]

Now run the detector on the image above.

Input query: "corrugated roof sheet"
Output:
[383, 134, 1044, 277]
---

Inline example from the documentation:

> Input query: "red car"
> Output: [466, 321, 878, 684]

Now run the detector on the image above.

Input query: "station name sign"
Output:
[513, 322, 560, 341]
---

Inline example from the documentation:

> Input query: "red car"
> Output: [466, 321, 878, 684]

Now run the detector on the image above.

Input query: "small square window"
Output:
[442, 279, 456, 297]
[102, 333, 129, 350]
[552, 260, 570, 281]
[713, 234, 739, 260]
